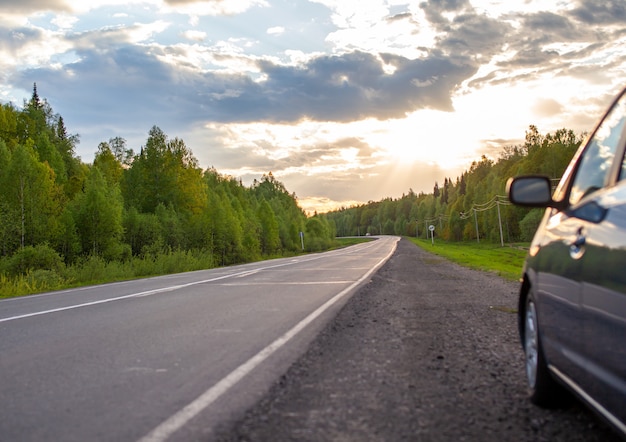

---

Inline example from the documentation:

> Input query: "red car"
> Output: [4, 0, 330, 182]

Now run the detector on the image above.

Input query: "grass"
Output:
[407, 237, 529, 282]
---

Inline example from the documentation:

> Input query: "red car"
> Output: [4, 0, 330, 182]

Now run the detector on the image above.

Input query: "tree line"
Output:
[0, 84, 335, 284]
[323, 125, 584, 243]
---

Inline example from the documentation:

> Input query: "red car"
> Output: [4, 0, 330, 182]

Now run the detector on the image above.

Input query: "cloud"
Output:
[0, 0, 270, 18]
[521, 11, 578, 41]
[244, 51, 477, 122]
[12, 0, 615, 140]
[266, 26, 284, 36]
[14, 35, 477, 134]
[569, 0, 626, 25]
[51, 14, 79, 30]
[453, 2, 625, 91]
[532, 98, 564, 118]
[283, 156, 458, 210]
[435, 12, 512, 59]
[0, 0, 71, 14]
[161, 0, 269, 16]
[183, 30, 206, 41]
[419, 0, 470, 25]
[0, 24, 44, 53]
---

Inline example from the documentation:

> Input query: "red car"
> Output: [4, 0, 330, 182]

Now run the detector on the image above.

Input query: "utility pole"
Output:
[497, 201, 504, 247]
[474, 208, 480, 243]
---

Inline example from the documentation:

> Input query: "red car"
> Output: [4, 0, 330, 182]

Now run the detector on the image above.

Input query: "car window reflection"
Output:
[570, 95, 626, 205]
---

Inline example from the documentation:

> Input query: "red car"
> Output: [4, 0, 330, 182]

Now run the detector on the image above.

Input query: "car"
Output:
[506, 86, 626, 437]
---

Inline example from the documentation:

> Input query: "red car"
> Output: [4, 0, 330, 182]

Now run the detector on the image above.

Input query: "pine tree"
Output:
[29, 83, 42, 111]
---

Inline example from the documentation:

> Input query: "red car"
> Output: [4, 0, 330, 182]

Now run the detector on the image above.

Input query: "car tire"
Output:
[524, 293, 566, 407]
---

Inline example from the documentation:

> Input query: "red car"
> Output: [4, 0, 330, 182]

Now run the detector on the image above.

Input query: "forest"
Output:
[0, 85, 335, 294]
[323, 125, 584, 244]
[0, 84, 585, 295]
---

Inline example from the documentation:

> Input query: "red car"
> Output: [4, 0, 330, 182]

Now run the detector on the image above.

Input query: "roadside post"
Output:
[300, 231, 304, 250]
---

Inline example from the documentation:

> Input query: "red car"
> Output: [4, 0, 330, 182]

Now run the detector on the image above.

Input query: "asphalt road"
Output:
[0, 236, 398, 442]
[215, 238, 621, 442]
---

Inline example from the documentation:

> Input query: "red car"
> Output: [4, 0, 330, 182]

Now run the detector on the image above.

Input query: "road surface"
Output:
[0, 236, 398, 442]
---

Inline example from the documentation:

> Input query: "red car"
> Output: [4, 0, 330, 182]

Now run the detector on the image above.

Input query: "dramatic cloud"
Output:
[14, 44, 477, 128]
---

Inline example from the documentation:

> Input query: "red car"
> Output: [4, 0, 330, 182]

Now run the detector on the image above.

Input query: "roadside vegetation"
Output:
[408, 238, 528, 281]
[0, 238, 367, 298]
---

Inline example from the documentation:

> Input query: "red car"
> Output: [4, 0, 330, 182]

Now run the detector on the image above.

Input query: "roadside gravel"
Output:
[215, 238, 620, 442]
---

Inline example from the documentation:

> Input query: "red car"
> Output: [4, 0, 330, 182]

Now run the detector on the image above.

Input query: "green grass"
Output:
[408, 238, 529, 281]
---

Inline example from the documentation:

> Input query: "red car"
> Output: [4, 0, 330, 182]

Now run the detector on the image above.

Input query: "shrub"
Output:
[519, 209, 545, 241]
[26, 269, 64, 291]
[5, 244, 64, 276]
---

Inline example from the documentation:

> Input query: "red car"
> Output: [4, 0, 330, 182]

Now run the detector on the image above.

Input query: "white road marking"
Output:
[137, 237, 398, 442]
[0, 242, 382, 323]
[219, 281, 353, 286]
[0, 259, 321, 324]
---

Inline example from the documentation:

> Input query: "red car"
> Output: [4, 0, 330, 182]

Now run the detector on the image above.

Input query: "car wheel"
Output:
[524, 294, 565, 407]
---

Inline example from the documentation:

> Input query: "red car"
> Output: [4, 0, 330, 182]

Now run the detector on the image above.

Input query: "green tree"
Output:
[72, 167, 124, 259]
[94, 141, 124, 185]
[123, 126, 206, 216]
[257, 199, 280, 255]
[253, 172, 307, 252]
[57, 206, 81, 263]
[123, 207, 162, 256]
[1, 141, 61, 252]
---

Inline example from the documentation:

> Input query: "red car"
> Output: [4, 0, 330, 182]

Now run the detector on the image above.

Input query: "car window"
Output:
[570, 93, 626, 206]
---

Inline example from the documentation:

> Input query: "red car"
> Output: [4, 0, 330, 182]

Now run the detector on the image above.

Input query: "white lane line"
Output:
[0, 238, 393, 324]
[0, 273, 236, 323]
[137, 237, 398, 442]
[219, 281, 354, 286]
[0, 259, 319, 324]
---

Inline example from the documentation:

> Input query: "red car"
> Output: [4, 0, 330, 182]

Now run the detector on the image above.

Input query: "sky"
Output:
[1, 0, 625, 214]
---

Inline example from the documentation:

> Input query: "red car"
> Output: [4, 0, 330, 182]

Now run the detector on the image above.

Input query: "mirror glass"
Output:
[510, 177, 552, 206]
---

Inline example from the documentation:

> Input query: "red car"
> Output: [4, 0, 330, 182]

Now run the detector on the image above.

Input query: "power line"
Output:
[418, 194, 513, 246]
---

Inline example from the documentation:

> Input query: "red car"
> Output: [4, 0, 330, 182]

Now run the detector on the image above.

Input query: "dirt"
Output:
[214, 238, 620, 442]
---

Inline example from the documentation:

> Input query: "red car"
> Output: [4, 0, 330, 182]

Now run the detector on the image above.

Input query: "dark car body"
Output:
[507, 87, 626, 437]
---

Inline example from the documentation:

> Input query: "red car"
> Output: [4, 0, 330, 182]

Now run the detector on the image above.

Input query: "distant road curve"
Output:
[0, 236, 398, 442]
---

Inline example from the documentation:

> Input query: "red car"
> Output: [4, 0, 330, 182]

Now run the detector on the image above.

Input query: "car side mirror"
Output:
[506, 176, 555, 207]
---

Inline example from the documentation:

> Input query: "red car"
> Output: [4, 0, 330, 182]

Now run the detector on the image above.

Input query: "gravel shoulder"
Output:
[214, 238, 620, 442]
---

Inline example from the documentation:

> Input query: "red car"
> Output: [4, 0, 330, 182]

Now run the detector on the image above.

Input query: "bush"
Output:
[26, 269, 64, 290]
[519, 209, 545, 241]
[73, 254, 109, 283]
[5, 244, 64, 276]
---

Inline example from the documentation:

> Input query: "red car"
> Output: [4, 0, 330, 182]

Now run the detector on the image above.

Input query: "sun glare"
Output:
[377, 111, 482, 170]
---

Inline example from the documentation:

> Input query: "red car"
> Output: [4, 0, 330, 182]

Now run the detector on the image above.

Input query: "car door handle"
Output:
[569, 227, 586, 259]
